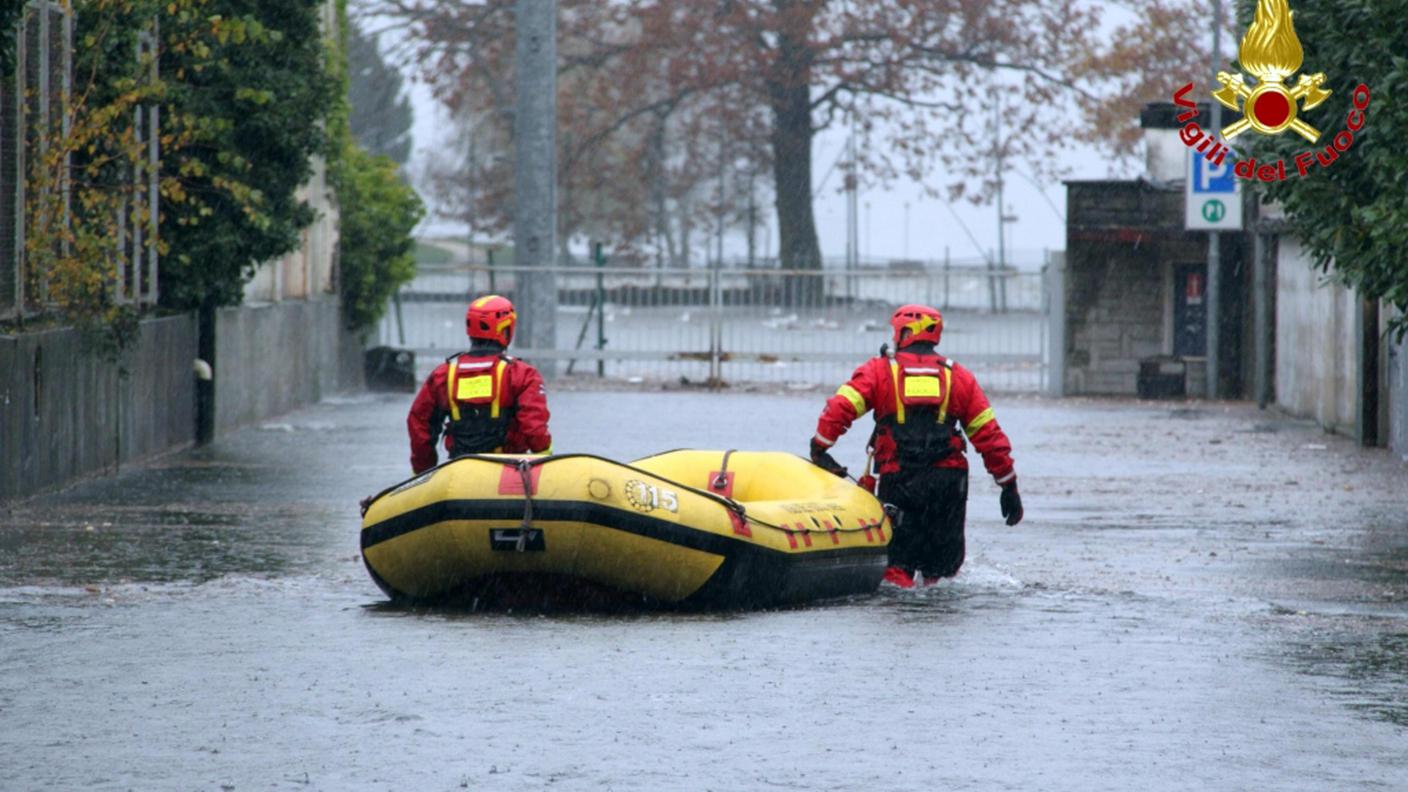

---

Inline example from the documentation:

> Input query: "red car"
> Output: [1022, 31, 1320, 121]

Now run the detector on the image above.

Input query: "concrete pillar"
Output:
[1045, 251, 1066, 398]
[1205, 0, 1223, 400]
[513, 0, 558, 373]
[1253, 230, 1271, 408]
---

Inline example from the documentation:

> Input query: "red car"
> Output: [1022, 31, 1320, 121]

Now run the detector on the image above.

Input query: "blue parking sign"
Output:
[1185, 150, 1242, 230]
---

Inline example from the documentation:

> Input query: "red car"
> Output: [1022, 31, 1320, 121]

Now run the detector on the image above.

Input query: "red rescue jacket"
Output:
[407, 352, 552, 473]
[814, 350, 1015, 483]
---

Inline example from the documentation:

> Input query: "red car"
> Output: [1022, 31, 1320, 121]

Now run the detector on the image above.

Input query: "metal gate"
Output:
[381, 263, 1051, 392]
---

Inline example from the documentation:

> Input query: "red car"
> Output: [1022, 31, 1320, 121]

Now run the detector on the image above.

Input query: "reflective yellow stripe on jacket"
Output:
[965, 407, 995, 436]
[938, 368, 953, 423]
[446, 357, 461, 421]
[836, 384, 867, 417]
[490, 359, 506, 419]
[889, 359, 905, 424]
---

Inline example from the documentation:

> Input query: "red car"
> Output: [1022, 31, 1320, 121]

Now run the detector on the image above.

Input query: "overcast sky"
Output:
[401, 64, 1123, 272]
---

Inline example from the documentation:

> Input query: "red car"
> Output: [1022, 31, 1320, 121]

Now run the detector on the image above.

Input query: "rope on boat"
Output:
[367, 451, 890, 538]
[516, 458, 535, 551]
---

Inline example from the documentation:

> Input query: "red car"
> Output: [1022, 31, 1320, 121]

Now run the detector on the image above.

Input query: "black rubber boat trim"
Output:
[361, 496, 886, 561]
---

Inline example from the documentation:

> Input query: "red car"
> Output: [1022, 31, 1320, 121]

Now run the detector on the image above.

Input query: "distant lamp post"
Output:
[864, 201, 872, 262]
[903, 201, 911, 259]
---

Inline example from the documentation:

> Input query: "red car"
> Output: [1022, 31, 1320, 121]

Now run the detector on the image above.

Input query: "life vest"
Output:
[443, 352, 514, 456]
[876, 351, 956, 469]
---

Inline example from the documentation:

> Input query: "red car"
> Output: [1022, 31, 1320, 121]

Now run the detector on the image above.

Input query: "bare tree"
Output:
[365, 0, 1205, 271]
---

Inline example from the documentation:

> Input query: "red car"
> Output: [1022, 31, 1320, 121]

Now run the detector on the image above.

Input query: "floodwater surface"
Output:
[1, 389, 1405, 790]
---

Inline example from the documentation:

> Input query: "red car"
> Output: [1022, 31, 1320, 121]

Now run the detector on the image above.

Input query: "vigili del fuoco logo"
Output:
[1170, 0, 1370, 182]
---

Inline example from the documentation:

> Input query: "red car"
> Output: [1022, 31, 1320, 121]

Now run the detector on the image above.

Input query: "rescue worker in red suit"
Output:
[809, 304, 1023, 587]
[407, 295, 552, 473]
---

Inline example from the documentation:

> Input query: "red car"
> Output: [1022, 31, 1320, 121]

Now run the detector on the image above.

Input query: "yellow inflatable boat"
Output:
[360, 450, 891, 609]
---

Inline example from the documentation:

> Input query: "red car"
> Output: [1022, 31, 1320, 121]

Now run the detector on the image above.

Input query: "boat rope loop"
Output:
[704, 449, 754, 529]
[516, 458, 535, 551]
[725, 496, 749, 525]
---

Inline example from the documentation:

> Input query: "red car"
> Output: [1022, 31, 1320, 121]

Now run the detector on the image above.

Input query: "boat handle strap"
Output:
[712, 449, 736, 492]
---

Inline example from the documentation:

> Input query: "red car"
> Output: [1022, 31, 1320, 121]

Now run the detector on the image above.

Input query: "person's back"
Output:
[809, 304, 1022, 585]
[406, 295, 551, 473]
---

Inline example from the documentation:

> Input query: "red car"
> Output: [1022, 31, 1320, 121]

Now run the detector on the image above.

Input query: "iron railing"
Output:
[383, 263, 1049, 392]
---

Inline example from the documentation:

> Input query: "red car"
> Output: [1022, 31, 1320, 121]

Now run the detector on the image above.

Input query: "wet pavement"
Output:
[2, 387, 1406, 790]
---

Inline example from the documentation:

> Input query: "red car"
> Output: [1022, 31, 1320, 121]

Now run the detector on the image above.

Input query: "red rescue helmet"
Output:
[466, 294, 517, 346]
[890, 304, 943, 349]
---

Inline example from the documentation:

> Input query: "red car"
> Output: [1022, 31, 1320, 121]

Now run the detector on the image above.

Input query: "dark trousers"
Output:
[878, 467, 969, 578]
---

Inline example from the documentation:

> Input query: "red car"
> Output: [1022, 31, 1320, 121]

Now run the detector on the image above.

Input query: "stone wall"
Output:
[1063, 180, 1238, 396]
[1064, 242, 1166, 395]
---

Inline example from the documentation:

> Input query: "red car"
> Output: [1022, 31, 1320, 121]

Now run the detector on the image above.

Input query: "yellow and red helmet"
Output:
[890, 304, 943, 349]
[466, 294, 517, 346]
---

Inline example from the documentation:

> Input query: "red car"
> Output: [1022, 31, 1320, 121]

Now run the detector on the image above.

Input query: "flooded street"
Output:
[2, 388, 1405, 790]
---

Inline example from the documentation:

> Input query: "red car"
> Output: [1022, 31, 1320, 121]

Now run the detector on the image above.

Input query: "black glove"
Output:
[809, 438, 848, 478]
[999, 479, 1023, 526]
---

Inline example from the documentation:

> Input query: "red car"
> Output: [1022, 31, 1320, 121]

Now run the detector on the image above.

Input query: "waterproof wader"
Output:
[879, 467, 969, 579]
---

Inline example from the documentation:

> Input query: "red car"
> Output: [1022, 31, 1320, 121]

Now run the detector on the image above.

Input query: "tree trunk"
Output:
[767, 15, 823, 304]
[678, 193, 693, 269]
[770, 98, 820, 272]
[651, 118, 673, 271]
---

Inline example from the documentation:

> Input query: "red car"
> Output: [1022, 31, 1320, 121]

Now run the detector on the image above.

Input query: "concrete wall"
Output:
[1273, 237, 1359, 435]
[1, 314, 198, 501]
[213, 299, 361, 435]
[241, 155, 339, 304]
[1391, 328, 1408, 461]
[1275, 239, 1408, 459]
[2, 299, 365, 502]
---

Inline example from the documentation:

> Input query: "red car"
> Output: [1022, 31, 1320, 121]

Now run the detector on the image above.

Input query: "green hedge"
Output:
[334, 144, 424, 332]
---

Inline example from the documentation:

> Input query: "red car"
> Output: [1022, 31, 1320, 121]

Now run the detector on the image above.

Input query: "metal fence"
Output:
[2, 1, 70, 320]
[381, 263, 1050, 392]
[1, 2, 159, 322]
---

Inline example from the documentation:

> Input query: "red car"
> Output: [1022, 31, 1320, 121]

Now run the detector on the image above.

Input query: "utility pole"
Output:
[1206, 0, 1223, 399]
[513, 0, 557, 372]
[994, 100, 1016, 312]
[989, 100, 1002, 312]
[995, 101, 1004, 274]
[716, 126, 725, 267]
[846, 114, 859, 281]
[864, 201, 871, 262]
[1205, 0, 1227, 397]
[747, 166, 757, 268]
[466, 115, 477, 293]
